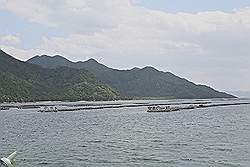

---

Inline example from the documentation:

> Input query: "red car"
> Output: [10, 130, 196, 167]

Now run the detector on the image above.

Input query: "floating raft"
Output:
[38, 106, 58, 112]
[147, 106, 181, 112]
[34, 102, 250, 113]
[0, 107, 10, 111]
[37, 102, 211, 112]
[147, 102, 250, 113]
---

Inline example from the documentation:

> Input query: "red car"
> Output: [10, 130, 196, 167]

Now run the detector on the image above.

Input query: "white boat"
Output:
[1, 151, 17, 167]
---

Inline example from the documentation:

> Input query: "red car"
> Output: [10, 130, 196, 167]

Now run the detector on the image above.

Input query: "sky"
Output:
[0, 0, 250, 92]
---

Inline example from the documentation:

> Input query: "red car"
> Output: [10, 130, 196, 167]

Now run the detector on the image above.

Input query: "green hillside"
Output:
[0, 50, 118, 102]
[28, 55, 236, 99]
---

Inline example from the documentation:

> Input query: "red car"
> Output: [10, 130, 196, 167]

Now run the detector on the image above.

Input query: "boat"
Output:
[147, 106, 180, 112]
[38, 106, 58, 112]
[1, 151, 17, 167]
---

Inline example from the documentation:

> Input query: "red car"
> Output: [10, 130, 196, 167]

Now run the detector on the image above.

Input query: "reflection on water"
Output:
[0, 99, 250, 166]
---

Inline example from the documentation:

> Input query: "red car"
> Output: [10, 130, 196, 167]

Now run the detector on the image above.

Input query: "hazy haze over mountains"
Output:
[228, 91, 250, 98]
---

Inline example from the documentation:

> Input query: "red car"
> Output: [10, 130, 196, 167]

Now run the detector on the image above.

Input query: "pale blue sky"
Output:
[0, 10, 68, 49]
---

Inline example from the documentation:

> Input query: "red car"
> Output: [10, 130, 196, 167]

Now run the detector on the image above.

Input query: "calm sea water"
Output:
[0, 100, 250, 167]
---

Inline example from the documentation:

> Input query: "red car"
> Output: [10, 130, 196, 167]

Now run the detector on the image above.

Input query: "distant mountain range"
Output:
[0, 50, 118, 102]
[27, 54, 235, 100]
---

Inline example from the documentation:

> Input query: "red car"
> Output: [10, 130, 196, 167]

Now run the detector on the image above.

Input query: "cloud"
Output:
[1, 0, 134, 32]
[0, 34, 20, 46]
[0, 0, 250, 91]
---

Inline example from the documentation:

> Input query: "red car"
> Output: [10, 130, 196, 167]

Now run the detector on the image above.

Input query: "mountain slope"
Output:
[28, 55, 235, 99]
[0, 50, 118, 102]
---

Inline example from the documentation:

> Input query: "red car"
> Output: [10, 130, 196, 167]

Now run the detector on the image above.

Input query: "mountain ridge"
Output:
[27, 54, 235, 99]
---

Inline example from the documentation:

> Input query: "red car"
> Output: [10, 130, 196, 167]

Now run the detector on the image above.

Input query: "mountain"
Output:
[0, 50, 118, 102]
[28, 55, 235, 99]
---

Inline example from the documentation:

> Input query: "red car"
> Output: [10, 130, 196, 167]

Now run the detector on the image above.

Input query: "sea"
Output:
[0, 99, 250, 167]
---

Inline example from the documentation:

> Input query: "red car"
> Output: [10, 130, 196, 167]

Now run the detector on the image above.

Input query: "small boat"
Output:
[1, 151, 17, 167]
[38, 106, 58, 113]
[147, 106, 180, 112]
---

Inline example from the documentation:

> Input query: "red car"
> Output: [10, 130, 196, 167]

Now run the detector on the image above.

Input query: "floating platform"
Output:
[0, 107, 10, 111]
[38, 106, 58, 112]
[147, 102, 250, 113]
[147, 106, 181, 112]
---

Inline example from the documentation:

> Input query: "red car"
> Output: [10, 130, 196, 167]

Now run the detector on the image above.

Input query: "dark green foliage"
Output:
[0, 50, 118, 102]
[28, 54, 236, 99]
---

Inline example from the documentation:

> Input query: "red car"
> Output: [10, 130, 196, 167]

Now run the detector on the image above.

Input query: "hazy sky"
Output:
[0, 0, 250, 92]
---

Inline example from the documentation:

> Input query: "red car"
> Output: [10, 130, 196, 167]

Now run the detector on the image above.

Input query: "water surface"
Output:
[0, 99, 250, 166]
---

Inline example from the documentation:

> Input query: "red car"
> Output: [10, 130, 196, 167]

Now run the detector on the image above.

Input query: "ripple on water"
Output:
[0, 101, 250, 166]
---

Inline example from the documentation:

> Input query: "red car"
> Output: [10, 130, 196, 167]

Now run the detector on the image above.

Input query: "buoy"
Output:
[0, 151, 17, 167]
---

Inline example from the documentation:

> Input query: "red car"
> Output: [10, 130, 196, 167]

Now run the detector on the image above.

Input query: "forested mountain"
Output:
[28, 55, 235, 99]
[0, 50, 118, 102]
